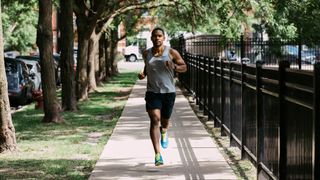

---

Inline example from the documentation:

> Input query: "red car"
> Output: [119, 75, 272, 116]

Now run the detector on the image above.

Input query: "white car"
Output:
[123, 45, 142, 62]
[4, 51, 20, 58]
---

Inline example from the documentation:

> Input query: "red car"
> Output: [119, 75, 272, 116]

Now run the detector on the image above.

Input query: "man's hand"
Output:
[165, 60, 176, 70]
[169, 48, 187, 73]
[138, 72, 146, 80]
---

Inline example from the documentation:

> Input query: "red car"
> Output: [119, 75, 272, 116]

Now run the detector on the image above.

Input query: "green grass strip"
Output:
[0, 72, 138, 179]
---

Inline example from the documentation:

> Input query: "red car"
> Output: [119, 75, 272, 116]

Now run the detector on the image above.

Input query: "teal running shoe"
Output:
[160, 129, 169, 149]
[155, 153, 163, 166]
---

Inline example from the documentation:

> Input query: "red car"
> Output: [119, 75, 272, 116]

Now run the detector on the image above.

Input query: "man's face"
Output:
[151, 30, 165, 47]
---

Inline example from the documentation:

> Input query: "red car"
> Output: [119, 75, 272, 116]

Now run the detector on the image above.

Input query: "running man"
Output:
[138, 27, 187, 166]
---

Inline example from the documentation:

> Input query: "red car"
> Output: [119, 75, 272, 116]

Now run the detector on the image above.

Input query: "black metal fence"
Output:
[173, 35, 320, 71]
[173, 35, 320, 180]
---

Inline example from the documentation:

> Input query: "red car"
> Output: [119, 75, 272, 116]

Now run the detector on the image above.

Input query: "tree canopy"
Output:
[2, 0, 38, 53]
[1, 0, 320, 53]
[157, 0, 255, 38]
[156, 0, 320, 40]
[269, 0, 320, 40]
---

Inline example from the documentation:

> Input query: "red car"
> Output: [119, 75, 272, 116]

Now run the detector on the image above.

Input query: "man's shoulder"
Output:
[143, 49, 149, 59]
[144, 48, 151, 54]
[168, 47, 178, 54]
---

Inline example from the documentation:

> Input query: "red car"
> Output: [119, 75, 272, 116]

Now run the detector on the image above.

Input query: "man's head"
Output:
[151, 27, 165, 47]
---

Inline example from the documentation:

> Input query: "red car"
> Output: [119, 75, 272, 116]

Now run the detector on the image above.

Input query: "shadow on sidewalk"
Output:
[89, 80, 237, 180]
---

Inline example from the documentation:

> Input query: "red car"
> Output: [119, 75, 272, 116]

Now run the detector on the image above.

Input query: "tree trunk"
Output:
[97, 33, 106, 85]
[75, 16, 90, 101]
[73, 1, 105, 100]
[94, 34, 100, 85]
[87, 30, 99, 92]
[60, 0, 77, 111]
[110, 28, 119, 75]
[111, 38, 119, 75]
[0, 4, 16, 153]
[37, 0, 63, 123]
[105, 37, 112, 80]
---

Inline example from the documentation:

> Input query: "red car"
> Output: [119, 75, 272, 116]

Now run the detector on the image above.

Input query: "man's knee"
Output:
[150, 118, 161, 129]
[161, 118, 169, 128]
[148, 110, 161, 126]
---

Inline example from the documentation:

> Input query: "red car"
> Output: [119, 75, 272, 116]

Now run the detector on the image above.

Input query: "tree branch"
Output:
[73, 0, 86, 17]
[8, 22, 18, 35]
[98, 0, 179, 37]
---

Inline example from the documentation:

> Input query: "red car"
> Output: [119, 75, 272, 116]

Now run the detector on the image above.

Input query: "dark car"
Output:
[5, 57, 34, 105]
[53, 53, 61, 85]
[226, 50, 240, 61]
[16, 55, 61, 86]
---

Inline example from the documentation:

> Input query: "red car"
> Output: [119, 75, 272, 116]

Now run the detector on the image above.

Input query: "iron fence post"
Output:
[193, 54, 196, 95]
[312, 62, 320, 180]
[185, 52, 189, 89]
[240, 35, 245, 60]
[229, 62, 234, 146]
[188, 54, 190, 92]
[279, 60, 290, 179]
[203, 56, 209, 116]
[199, 56, 204, 111]
[241, 59, 247, 159]
[256, 61, 263, 178]
[196, 55, 200, 106]
[214, 57, 220, 127]
[298, 40, 302, 70]
[221, 59, 226, 136]
[208, 57, 213, 120]
[191, 54, 194, 93]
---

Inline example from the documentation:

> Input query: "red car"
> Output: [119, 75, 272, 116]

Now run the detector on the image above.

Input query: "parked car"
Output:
[53, 53, 61, 85]
[123, 44, 141, 62]
[4, 51, 20, 58]
[16, 55, 61, 85]
[244, 45, 267, 63]
[16, 55, 40, 61]
[16, 58, 42, 90]
[226, 50, 240, 61]
[305, 48, 320, 61]
[5, 57, 34, 105]
[282, 45, 316, 64]
[123, 38, 150, 62]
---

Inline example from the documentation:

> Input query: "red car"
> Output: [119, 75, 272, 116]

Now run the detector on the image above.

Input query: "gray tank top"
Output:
[145, 46, 175, 93]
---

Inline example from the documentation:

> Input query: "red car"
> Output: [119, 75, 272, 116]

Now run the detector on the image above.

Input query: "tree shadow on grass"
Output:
[11, 72, 138, 142]
[1, 72, 139, 179]
[0, 159, 95, 179]
[12, 105, 117, 142]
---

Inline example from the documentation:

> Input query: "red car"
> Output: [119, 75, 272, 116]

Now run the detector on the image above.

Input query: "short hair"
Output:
[151, 27, 165, 36]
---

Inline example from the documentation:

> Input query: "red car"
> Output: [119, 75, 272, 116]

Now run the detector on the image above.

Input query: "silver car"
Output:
[16, 58, 42, 90]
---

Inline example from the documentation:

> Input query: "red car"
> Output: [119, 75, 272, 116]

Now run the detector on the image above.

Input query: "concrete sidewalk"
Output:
[89, 79, 237, 180]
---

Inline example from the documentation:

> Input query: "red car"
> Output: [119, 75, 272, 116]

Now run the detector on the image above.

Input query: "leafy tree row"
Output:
[0, 0, 179, 153]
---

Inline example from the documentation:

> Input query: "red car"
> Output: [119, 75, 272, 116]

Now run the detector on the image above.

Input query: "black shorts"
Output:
[145, 91, 176, 119]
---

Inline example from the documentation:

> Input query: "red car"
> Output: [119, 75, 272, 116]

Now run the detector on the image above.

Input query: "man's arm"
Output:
[170, 48, 187, 73]
[138, 50, 148, 80]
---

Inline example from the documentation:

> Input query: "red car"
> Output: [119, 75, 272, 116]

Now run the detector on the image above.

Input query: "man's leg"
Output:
[148, 109, 164, 166]
[160, 117, 170, 149]
[160, 93, 176, 148]
[160, 118, 169, 133]
[145, 92, 164, 165]
[160, 92, 176, 131]
[147, 109, 161, 154]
